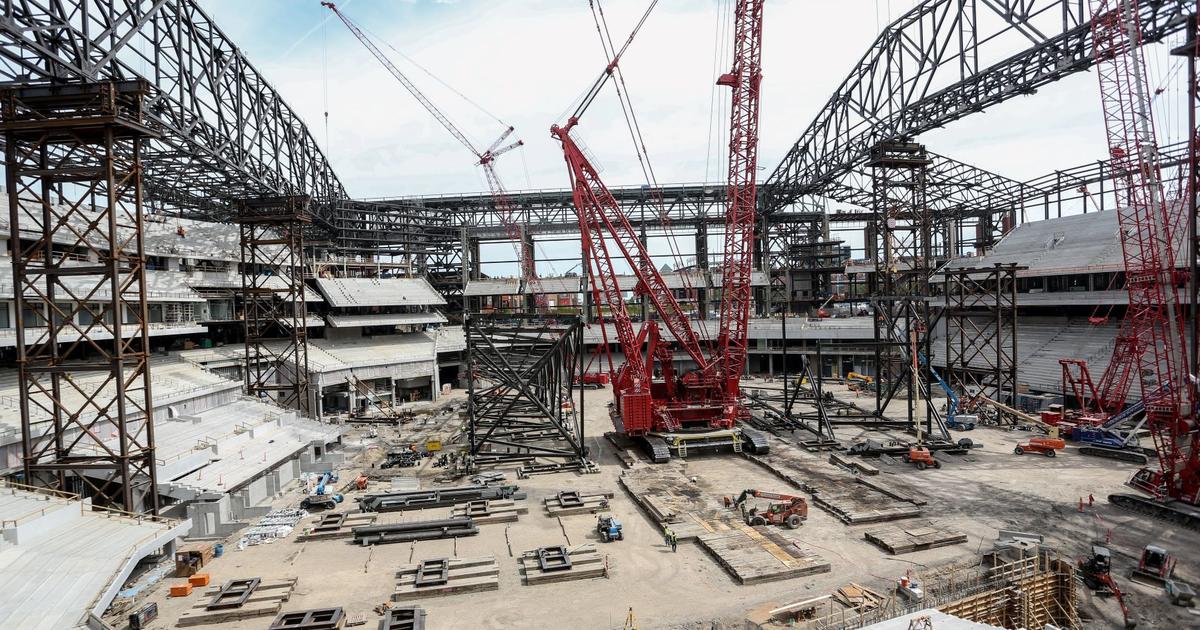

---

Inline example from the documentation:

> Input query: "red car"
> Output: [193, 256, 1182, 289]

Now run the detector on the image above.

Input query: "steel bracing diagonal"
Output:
[763, 0, 1192, 213]
[0, 0, 346, 219]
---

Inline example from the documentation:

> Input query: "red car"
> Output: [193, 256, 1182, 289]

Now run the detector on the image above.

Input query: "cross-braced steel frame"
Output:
[465, 316, 585, 465]
[0, 0, 346, 221]
[1, 80, 159, 513]
[238, 196, 312, 416]
[867, 141, 938, 434]
[942, 264, 1021, 403]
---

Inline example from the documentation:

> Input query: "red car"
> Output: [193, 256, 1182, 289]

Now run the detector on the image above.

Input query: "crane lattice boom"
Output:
[1089, 0, 1197, 506]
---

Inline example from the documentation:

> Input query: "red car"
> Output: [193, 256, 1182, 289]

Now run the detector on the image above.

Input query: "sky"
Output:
[195, 0, 1191, 272]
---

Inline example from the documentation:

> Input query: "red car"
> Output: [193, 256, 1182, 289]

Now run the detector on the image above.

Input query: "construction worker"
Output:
[1088, 493, 1095, 508]
[669, 531, 678, 553]
[662, 525, 673, 548]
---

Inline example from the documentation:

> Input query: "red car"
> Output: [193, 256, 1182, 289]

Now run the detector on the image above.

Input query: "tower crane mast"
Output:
[323, 2, 544, 307]
[1088, 0, 1199, 528]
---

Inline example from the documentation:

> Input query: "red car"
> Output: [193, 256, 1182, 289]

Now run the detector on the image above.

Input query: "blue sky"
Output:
[193, 1, 1190, 274]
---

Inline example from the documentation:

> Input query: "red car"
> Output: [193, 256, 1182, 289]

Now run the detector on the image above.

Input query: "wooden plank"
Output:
[543, 493, 612, 516]
[518, 545, 607, 585]
[297, 514, 377, 541]
[696, 528, 831, 585]
[392, 556, 500, 601]
[449, 499, 528, 524]
[856, 476, 927, 506]
[863, 521, 968, 554]
[830, 452, 879, 476]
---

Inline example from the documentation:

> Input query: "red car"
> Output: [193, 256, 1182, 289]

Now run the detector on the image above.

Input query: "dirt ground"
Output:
[126, 384, 1200, 630]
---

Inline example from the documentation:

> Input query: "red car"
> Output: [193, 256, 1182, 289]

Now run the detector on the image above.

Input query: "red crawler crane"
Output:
[1087, 0, 1199, 528]
[323, 3, 545, 308]
[551, 0, 769, 461]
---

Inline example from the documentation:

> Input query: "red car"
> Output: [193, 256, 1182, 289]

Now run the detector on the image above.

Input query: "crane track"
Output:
[1077, 446, 1148, 465]
[1108, 494, 1200, 532]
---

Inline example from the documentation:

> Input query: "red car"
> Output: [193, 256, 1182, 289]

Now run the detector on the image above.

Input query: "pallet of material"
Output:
[517, 544, 607, 585]
[176, 578, 298, 627]
[829, 452, 879, 476]
[863, 521, 968, 554]
[696, 523, 830, 585]
[296, 512, 377, 541]
[449, 499, 528, 524]
[392, 556, 499, 601]
[543, 490, 614, 516]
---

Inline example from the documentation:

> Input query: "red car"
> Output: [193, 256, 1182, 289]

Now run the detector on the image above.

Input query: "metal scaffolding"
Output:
[1, 80, 159, 513]
[942, 264, 1021, 403]
[867, 141, 937, 434]
[237, 196, 312, 416]
[465, 316, 587, 470]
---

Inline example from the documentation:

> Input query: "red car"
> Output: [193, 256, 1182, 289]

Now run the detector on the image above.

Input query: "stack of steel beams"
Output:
[352, 518, 479, 546]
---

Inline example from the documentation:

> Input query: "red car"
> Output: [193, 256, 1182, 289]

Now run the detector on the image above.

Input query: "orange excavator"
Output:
[726, 489, 808, 529]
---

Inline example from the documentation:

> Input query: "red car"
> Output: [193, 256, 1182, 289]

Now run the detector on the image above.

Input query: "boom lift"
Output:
[549, 0, 769, 461]
[323, 2, 546, 309]
[1087, 0, 1199, 529]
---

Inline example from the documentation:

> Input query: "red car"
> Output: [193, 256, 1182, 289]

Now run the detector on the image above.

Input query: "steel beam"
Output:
[764, 0, 1192, 213]
[0, 0, 346, 219]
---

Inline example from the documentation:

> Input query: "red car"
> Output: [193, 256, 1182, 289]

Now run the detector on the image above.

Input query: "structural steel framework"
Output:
[763, 0, 1192, 213]
[238, 196, 312, 416]
[465, 317, 585, 466]
[867, 142, 935, 428]
[942, 264, 1021, 403]
[0, 0, 345, 219]
[1, 80, 159, 513]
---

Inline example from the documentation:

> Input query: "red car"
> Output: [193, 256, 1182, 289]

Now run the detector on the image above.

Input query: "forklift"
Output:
[726, 489, 808, 529]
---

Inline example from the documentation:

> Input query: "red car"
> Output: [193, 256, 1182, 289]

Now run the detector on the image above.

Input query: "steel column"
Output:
[237, 196, 312, 416]
[1, 80, 159, 513]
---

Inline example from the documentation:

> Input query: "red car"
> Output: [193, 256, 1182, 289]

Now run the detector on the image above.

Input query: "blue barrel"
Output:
[214, 543, 224, 558]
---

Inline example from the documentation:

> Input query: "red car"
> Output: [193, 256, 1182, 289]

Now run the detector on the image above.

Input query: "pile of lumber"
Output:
[833, 582, 887, 611]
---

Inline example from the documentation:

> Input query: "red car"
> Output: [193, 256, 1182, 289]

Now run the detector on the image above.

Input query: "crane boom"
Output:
[1089, 0, 1197, 514]
[323, 2, 544, 304]
[553, 119, 708, 370]
[714, 0, 766, 397]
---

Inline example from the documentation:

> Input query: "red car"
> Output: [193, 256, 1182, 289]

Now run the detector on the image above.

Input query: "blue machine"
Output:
[918, 353, 975, 431]
[596, 514, 623, 542]
[301, 471, 344, 510]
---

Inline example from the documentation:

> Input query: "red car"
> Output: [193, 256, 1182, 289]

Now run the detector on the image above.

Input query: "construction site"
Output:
[0, 0, 1197, 629]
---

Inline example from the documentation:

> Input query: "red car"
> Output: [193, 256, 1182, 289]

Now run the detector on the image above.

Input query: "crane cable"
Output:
[353, 17, 511, 129]
[567, 0, 660, 124]
[589, 0, 712, 342]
